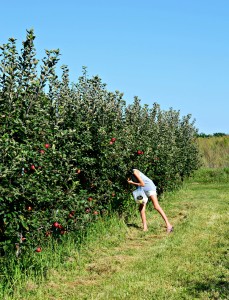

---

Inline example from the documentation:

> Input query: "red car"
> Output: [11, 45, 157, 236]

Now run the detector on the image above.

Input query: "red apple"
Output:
[45, 143, 50, 149]
[30, 165, 36, 170]
[69, 210, 75, 218]
[35, 247, 42, 252]
[93, 211, 99, 215]
[111, 137, 116, 142]
[88, 197, 93, 202]
[109, 141, 113, 145]
[53, 222, 59, 228]
[40, 149, 45, 154]
[137, 150, 143, 155]
[27, 206, 32, 211]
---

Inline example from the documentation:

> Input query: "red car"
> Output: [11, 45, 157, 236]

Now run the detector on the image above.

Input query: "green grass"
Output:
[1, 170, 229, 300]
[197, 136, 229, 168]
[189, 167, 229, 184]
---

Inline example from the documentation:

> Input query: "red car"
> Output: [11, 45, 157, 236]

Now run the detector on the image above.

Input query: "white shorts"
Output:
[145, 190, 157, 197]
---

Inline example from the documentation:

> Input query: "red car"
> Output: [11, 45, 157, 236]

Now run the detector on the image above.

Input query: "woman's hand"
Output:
[127, 179, 133, 184]
[127, 178, 140, 186]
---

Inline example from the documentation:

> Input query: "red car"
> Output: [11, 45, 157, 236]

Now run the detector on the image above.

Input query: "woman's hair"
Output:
[126, 167, 134, 177]
[127, 167, 139, 183]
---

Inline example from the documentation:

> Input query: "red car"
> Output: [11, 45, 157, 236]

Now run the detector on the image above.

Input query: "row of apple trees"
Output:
[0, 29, 200, 255]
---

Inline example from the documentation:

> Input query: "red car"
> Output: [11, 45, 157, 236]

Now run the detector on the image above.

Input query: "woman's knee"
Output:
[150, 195, 160, 210]
[153, 204, 161, 211]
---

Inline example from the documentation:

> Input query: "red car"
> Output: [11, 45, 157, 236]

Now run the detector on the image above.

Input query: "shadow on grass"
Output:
[187, 277, 229, 298]
[126, 223, 141, 229]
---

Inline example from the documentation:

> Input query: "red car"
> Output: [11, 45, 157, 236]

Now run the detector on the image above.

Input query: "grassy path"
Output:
[8, 179, 229, 300]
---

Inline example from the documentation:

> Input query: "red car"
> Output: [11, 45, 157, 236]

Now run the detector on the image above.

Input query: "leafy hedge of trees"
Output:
[0, 29, 200, 255]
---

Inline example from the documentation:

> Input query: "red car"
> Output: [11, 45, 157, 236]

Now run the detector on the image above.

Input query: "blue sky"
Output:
[1, 0, 229, 134]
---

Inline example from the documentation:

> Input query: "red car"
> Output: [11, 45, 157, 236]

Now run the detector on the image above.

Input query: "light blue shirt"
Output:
[134, 169, 156, 192]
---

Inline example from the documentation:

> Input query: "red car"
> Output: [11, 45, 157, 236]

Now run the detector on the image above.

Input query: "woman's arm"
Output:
[127, 169, 145, 187]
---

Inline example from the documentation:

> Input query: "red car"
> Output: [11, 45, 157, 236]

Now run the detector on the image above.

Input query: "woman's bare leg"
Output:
[139, 203, 148, 231]
[150, 195, 173, 232]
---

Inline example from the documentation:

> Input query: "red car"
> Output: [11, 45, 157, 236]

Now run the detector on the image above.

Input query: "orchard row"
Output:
[0, 29, 200, 255]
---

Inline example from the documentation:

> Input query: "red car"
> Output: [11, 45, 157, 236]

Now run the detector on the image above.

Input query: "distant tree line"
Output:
[197, 132, 228, 138]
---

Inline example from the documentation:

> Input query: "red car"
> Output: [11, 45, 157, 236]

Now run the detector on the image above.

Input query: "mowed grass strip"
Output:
[7, 180, 229, 300]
